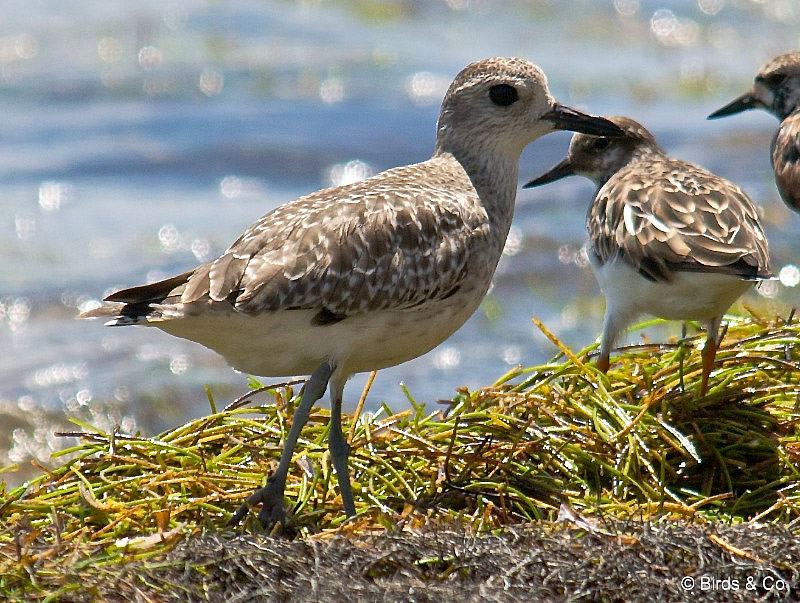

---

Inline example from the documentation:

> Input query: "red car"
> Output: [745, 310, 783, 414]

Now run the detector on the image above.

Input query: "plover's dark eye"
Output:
[590, 137, 612, 151]
[489, 84, 518, 107]
[761, 73, 787, 88]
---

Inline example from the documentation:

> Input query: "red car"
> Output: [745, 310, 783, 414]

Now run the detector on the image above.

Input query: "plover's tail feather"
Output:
[105, 270, 195, 304]
[78, 269, 196, 325]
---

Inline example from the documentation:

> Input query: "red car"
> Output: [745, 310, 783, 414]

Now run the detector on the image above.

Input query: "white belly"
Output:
[592, 258, 753, 323]
[153, 286, 484, 378]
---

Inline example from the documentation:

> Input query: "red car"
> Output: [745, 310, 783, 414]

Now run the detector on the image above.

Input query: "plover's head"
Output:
[523, 115, 663, 188]
[708, 50, 800, 121]
[435, 57, 622, 159]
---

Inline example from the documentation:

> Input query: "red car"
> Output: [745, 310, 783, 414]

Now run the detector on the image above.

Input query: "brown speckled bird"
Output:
[80, 57, 622, 528]
[525, 116, 772, 396]
[708, 50, 800, 213]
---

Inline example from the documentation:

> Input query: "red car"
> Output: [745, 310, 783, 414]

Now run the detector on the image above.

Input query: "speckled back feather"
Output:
[590, 156, 772, 282]
[106, 159, 491, 319]
[545, 116, 774, 283]
[771, 109, 800, 212]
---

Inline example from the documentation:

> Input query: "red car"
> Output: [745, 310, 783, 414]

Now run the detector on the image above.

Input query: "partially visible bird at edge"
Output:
[708, 50, 800, 214]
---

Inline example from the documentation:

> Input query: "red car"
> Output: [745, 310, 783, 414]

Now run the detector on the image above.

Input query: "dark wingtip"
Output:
[103, 270, 194, 304]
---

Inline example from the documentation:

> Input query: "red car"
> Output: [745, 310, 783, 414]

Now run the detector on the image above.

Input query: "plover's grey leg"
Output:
[598, 308, 627, 374]
[228, 361, 333, 529]
[679, 322, 688, 393]
[326, 376, 356, 517]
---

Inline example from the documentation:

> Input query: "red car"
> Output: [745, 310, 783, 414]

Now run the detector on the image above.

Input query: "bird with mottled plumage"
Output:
[80, 57, 623, 529]
[708, 50, 800, 213]
[524, 116, 772, 396]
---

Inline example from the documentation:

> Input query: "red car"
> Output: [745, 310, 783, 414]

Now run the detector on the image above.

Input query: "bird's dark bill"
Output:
[523, 158, 575, 188]
[543, 104, 624, 137]
[707, 92, 757, 119]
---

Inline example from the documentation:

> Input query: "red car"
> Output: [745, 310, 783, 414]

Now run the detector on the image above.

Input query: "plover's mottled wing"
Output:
[99, 162, 484, 323]
[589, 158, 772, 282]
[772, 110, 800, 212]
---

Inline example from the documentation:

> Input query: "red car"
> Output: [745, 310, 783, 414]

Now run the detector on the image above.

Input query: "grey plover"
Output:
[708, 50, 800, 213]
[81, 57, 623, 527]
[524, 116, 772, 395]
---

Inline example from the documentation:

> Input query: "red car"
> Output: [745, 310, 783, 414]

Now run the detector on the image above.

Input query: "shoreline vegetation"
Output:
[2, 310, 799, 600]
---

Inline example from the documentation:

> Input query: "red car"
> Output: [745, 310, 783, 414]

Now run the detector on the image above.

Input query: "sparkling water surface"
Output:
[1, 0, 799, 483]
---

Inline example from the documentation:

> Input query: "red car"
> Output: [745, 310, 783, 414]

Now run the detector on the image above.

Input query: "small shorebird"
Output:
[708, 50, 800, 213]
[81, 57, 622, 527]
[524, 116, 772, 395]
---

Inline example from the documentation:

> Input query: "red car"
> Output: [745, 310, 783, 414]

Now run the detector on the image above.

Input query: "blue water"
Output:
[1, 0, 799, 483]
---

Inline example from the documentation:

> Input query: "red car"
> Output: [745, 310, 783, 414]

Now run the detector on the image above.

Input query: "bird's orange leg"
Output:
[700, 330, 718, 397]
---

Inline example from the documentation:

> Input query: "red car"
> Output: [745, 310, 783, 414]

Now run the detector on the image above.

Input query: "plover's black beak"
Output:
[543, 103, 624, 137]
[523, 158, 575, 188]
[707, 91, 758, 119]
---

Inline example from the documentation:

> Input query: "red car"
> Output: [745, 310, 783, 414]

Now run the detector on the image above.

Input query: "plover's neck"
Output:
[628, 142, 665, 167]
[436, 145, 519, 256]
[773, 78, 800, 120]
[778, 100, 800, 122]
[589, 144, 664, 189]
[434, 140, 520, 216]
